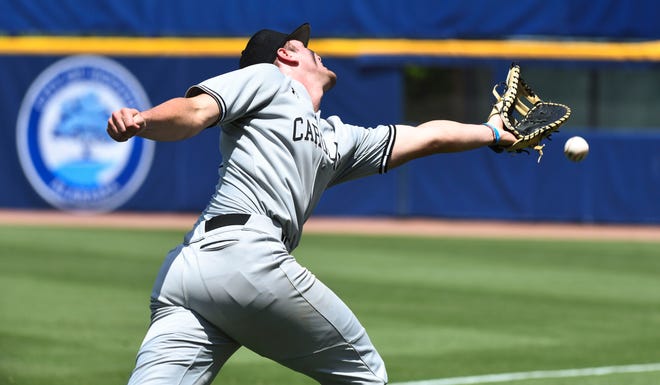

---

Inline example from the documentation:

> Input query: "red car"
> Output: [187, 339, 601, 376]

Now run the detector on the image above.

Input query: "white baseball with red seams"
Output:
[564, 136, 589, 162]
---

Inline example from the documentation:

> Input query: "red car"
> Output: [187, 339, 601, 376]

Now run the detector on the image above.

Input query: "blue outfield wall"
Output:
[2, 55, 659, 224]
[2, 0, 659, 224]
[2, 56, 402, 211]
[316, 132, 660, 225]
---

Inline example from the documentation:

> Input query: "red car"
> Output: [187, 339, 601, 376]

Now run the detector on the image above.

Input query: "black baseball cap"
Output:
[239, 23, 311, 68]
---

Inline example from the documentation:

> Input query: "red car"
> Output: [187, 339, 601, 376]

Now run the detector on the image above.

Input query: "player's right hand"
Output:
[107, 108, 146, 142]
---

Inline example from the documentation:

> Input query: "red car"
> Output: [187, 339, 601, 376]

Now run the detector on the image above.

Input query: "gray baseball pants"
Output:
[126, 214, 387, 385]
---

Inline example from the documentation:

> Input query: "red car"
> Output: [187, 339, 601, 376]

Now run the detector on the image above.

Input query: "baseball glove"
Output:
[489, 63, 571, 162]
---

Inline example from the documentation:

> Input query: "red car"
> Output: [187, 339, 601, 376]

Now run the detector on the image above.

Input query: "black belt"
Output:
[204, 213, 251, 232]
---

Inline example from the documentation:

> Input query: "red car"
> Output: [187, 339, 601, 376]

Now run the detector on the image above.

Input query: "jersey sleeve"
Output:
[185, 64, 285, 126]
[327, 116, 397, 187]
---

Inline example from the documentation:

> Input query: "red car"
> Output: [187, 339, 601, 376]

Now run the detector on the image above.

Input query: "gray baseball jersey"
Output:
[127, 64, 395, 385]
[185, 63, 396, 250]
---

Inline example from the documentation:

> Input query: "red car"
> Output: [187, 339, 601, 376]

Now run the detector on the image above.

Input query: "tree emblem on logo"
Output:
[55, 92, 112, 160]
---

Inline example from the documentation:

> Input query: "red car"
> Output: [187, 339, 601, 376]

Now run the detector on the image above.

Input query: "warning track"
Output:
[0, 209, 658, 242]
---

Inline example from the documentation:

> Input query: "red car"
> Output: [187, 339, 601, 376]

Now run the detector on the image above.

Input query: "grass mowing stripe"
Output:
[390, 363, 660, 385]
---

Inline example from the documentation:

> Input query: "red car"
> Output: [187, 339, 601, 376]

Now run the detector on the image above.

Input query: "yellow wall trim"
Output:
[1, 36, 659, 61]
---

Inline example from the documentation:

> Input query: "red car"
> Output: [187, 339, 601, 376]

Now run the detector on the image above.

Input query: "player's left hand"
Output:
[107, 108, 146, 142]
[487, 114, 517, 147]
[487, 63, 571, 162]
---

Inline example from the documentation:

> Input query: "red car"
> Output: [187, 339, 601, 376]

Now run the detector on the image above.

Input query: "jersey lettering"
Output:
[292, 117, 341, 169]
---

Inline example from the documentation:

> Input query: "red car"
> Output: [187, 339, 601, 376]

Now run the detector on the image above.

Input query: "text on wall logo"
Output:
[16, 55, 154, 212]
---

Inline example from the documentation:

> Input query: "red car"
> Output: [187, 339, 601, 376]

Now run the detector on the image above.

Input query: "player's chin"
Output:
[324, 70, 337, 91]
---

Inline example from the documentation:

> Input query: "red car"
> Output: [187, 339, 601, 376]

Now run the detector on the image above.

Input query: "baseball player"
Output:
[107, 23, 515, 385]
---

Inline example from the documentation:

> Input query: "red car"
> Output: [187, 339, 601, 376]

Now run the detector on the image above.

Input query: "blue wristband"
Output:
[483, 122, 500, 145]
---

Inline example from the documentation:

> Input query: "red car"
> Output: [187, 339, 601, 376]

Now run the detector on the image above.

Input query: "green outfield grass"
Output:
[0, 224, 659, 385]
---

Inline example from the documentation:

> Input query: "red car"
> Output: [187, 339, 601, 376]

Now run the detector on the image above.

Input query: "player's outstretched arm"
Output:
[107, 93, 220, 142]
[388, 114, 516, 168]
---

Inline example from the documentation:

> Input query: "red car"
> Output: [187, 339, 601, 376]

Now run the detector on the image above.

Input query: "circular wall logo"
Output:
[17, 55, 154, 212]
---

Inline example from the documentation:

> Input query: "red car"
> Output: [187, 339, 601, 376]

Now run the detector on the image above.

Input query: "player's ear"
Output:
[275, 47, 298, 66]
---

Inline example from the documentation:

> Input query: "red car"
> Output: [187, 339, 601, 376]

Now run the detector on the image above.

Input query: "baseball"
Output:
[564, 136, 589, 162]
